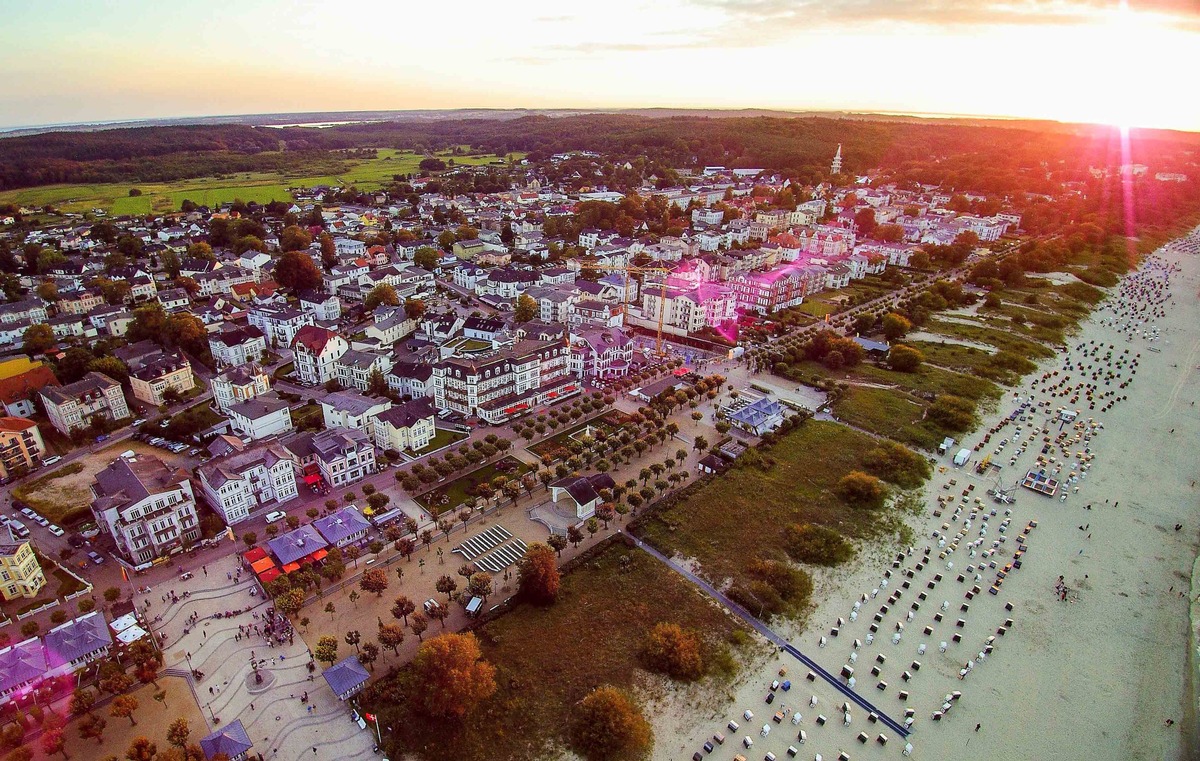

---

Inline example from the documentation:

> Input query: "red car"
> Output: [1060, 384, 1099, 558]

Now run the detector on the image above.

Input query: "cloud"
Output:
[699, 0, 1200, 31]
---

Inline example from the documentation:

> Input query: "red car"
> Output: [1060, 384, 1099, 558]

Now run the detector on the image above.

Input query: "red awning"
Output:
[673, 367, 689, 376]
[563, 385, 577, 392]
[258, 567, 281, 583]
[307, 549, 328, 562]
[281, 562, 301, 574]
[303, 473, 322, 485]
[250, 557, 276, 574]
[243, 547, 268, 563]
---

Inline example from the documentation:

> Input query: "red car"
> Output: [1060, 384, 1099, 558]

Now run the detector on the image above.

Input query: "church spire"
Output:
[831, 144, 843, 175]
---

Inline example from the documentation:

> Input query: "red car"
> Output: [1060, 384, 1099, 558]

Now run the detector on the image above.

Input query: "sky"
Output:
[2, 0, 1199, 131]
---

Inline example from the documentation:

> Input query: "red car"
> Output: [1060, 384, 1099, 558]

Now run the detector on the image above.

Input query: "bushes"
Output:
[835, 471, 886, 509]
[569, 686, 652, 761]
[730, 559, 813, 618]
[785, 524, 854, 566]
[641, 622, 704, 681]
[888, 344, 923, 372]
[862, 440, 930, 489]
[928, 394, 975, 432]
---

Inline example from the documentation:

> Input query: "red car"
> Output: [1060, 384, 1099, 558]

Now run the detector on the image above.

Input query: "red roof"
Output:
[0, 364, 60, 406]
[292, 325, 340, 354]
[0, 416, 36, 432]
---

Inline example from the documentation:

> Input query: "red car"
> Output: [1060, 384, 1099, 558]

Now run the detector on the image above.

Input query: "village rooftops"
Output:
[197, 443, 291, 491]
[38, 371, 120, 407]
[91, 454, 188, 512]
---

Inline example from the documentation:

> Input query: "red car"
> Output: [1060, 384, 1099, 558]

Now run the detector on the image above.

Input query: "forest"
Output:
[2, 114, 1198, 196]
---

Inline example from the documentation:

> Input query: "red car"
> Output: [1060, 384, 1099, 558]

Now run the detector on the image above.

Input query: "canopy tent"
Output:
[116, 625, 149, 644]
[109, 613, 139, 633]
[308, 548, 328, 562]
[258, 566, 282, 584]
[281, 562, 301, 574]
[250, 557, 276, 574]
[243, 547, 268, 564]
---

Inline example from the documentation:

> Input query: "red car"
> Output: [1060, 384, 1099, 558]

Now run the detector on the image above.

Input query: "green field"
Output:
[0, 147, 525, 215]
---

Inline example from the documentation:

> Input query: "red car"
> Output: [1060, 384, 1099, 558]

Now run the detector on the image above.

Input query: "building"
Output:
[228, 393, 293, 441]
[128, 351, 194, 406]
[549, 473, 616, 520]
[372, 398, 436, 453]
[199, 720, 253, 761]
[0, 542, 45, 600]
[40, 372, 130, 436]
[291, 326, 348, 386]
[0, 358, 60, 418]
[313, 507, 371, 549]
[831, 143, 843, 175]
[198, 443, 298, 525]
[569, 328, 634, 380]
[298, 290, 341, 321]
[722, 395, 784, 436]
[432, 339, 578, 424]
[266, 524, 328, 567]
[212, 364, 271, 413]
[322, 656, 370, 701]
[0, 638, 47, 705]
[284, 427, 376, 489]
[43, 612, 112, 679]
[320, 391, 392, 437]
[209, 325, 267, 368]
[334, 349, 392, 392]
[248, 305, 315, 349]
[90, 453, 199, 563]
[0, 417, 45, 479]
[730, 269, 808, 314]
[640, 284, 736, 334]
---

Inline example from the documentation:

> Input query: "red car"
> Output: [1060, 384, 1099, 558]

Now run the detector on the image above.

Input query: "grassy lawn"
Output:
[292, 402, 323, 431]
[925, 318, 1057, 360]
[415, 456, 531, 516]
[832, 386, 945, 450]
[408, 428, 468, 456]
[633, 420, 891, 593]
[793, 300, 838, 317]
[906, 341, 1036, 386]
[365, 537, 747, 761]
[1, 560, 89, 620]
[12, 463, 86, 523]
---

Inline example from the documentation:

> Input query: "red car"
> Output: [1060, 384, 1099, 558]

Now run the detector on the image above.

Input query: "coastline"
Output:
[654, 233, 1200, 761]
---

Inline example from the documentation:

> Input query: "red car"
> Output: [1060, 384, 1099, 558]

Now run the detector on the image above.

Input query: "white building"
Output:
[212, 364, 271, 413]
[248, 305, 315, 349]
[197, 443, 298, 525]
[39, 372, 130, 436]
[432, 338, 578, 424]
[372, 398, 437, 453]
[320, 391, 393, 437]
[209, 325, 267, 368]
[284, 427, 376, 489]
[291, 326, 349, 386]
[90, 454, 199, 563]
[228, 393, 294, 441]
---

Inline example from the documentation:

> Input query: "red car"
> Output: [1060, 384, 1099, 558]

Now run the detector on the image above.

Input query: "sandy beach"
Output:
[654, 233, 1200, 761]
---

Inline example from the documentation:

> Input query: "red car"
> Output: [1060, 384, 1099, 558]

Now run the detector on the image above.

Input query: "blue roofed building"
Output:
[322, 655, 370, 701]
[199, 719, 254, 761]
[723, 395, 785, 436]
[313, 507, 372, 549]
[44, 611, 113, 678]
[0, 638, 47, 705]
[266, 524, 329, 567]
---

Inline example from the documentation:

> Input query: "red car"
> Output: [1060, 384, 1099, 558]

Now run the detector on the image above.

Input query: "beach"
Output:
[654, 234, 1200, 761]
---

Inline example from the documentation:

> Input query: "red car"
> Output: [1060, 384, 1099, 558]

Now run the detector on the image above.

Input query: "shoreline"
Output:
[654, 230, 1200, 761]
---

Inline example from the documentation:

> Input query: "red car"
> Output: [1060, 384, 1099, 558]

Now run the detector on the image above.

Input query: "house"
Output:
[372, 398, 436, 453]
[207, 434, 246, 459]
[730, 269, 808, 315]
[199, 720, 253, 761]
[90, 453, 199, 563]
[43, 612, 113, 680]
[333, 237, 366, 258]
[722, 395, 784, 436]
[56, 289, 105, 316]
[386, 360, 434, 400]
[569, 328, 634, 380]
[291, 326, 348, 386]
[284, 427, 376, 488]
[40, 372, 130, 436]
[364, 306, 418, 346]
[228, 393, 293, 441]
[0, 417, 46, 479]
[452, 238, 487, 259]
[209, 325, 267, 367]
[198, 443, 298, 525]
[0, 299, 47, 326]
[298, 290, 341, 321]
[313, 507, 371, 548]
[0, 638, 48, 705]
[128, 350, 194, 406]
[0, 542, 45, 600]
[195, 267, 256, 297]
[266, 524, 328, 567]
[0, 359, 59, 418]
[432, 339, 578, 424]
[212, 364, 270, 413]
[156, 288, 190, 311]
[321, 656, 370, 701]
[696, 453, 728, 475]
[320, 391, 392, 437]
[248, 305, 315, 349]
[549, 473, 616, 520]
[335, 349, 392, 392]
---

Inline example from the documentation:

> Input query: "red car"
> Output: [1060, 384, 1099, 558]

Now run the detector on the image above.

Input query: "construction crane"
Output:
[586, 261, 673, 356]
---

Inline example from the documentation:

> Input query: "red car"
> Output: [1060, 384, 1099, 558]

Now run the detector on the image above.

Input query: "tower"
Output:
[831, 144, 843, 175]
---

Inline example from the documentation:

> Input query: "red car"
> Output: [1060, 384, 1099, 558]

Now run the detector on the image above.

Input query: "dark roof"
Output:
[322, 656, 370, 697]
[199, 719, 253, 760]
[313, 508, 371, 545]
[39, 371, 117, 407]
[550, 473, 616, 507]
[44, 612, 112, 669]
[0, 639, 47, 694]
[376, 398, 435, 429]
[266, 525, 328, 566]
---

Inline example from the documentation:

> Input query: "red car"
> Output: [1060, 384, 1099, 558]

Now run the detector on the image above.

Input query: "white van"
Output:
[265, 511, 287, 524]
[42, 455, 62, 467]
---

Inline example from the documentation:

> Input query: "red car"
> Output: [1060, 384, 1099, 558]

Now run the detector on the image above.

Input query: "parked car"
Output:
[423, 598, 440, 614]
[95, 435, 109, 443]
[87, 551, 105, 565]
[265, 511, 287, 524]
[31, 515, 48, 527]
[132, 418, 146, 427]
[42, 455, 62, 467]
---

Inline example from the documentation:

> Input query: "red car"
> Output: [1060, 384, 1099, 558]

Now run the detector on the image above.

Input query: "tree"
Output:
[642, 622, 703, 680]
[275, 588, 304, 617]
[324, 602, 336, 620]
[411, 633, 497, 719]
[835, 471, 887, 509]
[568, 686, 652, 761]
[363, 284, 399, 311]
[414, 246, 439, 270]
[103, 586, 122, 603]
[513, 293, 538, 323]
[186, 242, 215, 262]
[242, 532, 257, 548]
[378, 623, 405, 654]
[888, 344, 924, 372]
[404, 298, 426, 320]
[104, 252, 128, 274]
[391, 595, 416, 624]
[160, 250, 181, 279]
[70, 687, 96, 717]
[78, 714, 106, 745]
[40, 729, 67, 759]
[516, 543, 560, 605]
[135, 660, 159, 688]
[36, 249, 67, 275]
[468, 572, 492, 599]
[360, 568, 389, 597]
[692, 435, 708, 453]
[318, 233, 337, 270]
[418, 158, 447, 171]
[280, 225, 313, 252]
[881, 312, 912, 341]
[21, 324, 54, 355]
[123, 737, 155, 760]
[410, 613, 428, 641]
[360, 641, 380, 670]
[273, 250, 323, 292]
[110, 695, 139, 725]
[5, 748, 32, 761]
[785, 523, 854, 565]
[314, 635, 338, 665]
[35, 281, 59, 302]
[567, 525, 584, 547]
[87, 357, 129, 385]
[547, 533, 568, 557]
[166, 718, 190, 749]
[435, 575, 458, 601]
[929, 394, 975, 432]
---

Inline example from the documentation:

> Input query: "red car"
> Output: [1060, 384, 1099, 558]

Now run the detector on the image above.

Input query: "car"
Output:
[0, 516, 8, 527]
[132, 418, 147, 427]
[423, 598, 440, 614]
[188, 448, 201, 457]
[42, 455, 62, 467]
[87, 551, 105, 565]
[31, 515, 48, 527]
[265, 511, 288, 524]
[95, 435, 109, 443]
[9, 521, 29, 539]
[19, 508, 34, 520]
